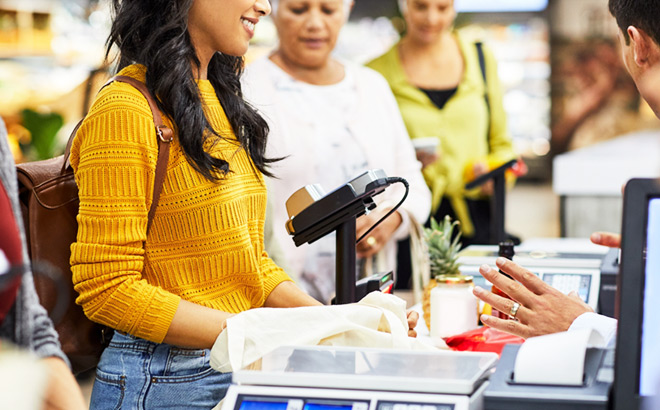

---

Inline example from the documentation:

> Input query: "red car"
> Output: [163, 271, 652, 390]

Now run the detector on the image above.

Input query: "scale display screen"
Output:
[305, 403, 358, 410]
[223, 382, 479, 410]
[237, 396, 368, 410]
[239, 400, 288, 410]
[236, 397, 457, 410]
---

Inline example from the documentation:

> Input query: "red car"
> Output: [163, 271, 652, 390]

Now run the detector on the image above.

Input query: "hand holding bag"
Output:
[210, 292, 441, 374]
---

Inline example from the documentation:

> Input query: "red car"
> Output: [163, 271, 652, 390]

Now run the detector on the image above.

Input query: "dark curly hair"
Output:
[106, 0, 277, 181]
[609, 0, 660, 47]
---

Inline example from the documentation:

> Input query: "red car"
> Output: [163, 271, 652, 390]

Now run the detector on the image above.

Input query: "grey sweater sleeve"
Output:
[0, 118, 69, 366]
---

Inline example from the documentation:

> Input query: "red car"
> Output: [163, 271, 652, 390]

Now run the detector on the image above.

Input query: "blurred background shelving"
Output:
[2, 0, 660, 240]
[0, 0, 109, 162]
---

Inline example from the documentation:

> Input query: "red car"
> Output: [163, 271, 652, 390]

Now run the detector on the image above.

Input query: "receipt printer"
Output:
[484, 329, 612, 410]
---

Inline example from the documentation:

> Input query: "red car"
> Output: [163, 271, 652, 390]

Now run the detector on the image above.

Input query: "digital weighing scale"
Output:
[221, 346, 498, 410]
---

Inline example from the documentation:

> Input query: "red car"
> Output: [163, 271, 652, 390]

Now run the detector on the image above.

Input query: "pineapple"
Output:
[421, 215, 463, 329]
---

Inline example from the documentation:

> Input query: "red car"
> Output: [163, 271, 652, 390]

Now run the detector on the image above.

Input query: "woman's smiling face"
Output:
[404, 0, 456, 45]
[187, 0, 271, 59]
[272, 0, 348, 69]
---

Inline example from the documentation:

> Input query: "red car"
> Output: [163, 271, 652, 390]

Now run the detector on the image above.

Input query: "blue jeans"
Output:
[90, 331, 231, 409]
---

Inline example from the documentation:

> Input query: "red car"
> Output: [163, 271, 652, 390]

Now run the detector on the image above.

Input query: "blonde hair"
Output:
[269, 0, 353, 17]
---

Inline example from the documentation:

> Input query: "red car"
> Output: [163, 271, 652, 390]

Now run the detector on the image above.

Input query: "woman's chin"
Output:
[288, 55, 333, 70]
[410, 31, 442, 45]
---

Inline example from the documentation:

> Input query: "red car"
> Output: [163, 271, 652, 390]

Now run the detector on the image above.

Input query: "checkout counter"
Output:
[238, 171, 619, 410]
[218, 238, 617, 410]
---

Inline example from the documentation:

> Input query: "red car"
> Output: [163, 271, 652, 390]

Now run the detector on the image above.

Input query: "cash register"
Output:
[483, 178, 660, 409]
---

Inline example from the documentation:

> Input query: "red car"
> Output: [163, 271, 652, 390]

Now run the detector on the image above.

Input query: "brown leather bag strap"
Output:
[63, 74, 173, 233]
[111, 76, 173, 233]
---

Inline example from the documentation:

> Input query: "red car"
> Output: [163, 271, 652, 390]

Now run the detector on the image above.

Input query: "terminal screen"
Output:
[641, 198, 660, 396]
[541, 273, 591, 303]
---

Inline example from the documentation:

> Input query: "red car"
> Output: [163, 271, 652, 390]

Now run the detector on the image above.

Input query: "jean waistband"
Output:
[108, 330, 159, 353]
[108, 330, 211, 358]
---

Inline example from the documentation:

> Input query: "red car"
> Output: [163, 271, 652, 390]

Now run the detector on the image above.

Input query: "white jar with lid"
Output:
[429, 275, 478, 341]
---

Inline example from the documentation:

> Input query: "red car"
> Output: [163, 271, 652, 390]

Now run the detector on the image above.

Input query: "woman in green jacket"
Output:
[367, 0, 517, 245]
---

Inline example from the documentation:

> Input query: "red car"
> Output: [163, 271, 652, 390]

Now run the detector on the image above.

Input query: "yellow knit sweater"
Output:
[70, 65, 292, 343]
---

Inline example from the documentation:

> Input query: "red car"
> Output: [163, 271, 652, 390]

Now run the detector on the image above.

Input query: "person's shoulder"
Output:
[243, 55, 276, 83]
[242, 56, 278, 103]
[89, 64, 154, 119]
[351, 63, 390, 86]
[341, 61, 392, 96]
[455, 28, 496, 59]
[365, 44, 398, 74]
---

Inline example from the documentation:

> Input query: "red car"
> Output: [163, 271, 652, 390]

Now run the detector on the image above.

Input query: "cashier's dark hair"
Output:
[609, 0, 660, 47]
[105, 0, 277, 181]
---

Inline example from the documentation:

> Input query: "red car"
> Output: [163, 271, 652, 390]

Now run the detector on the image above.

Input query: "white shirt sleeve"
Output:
[569, 312, 618, 347]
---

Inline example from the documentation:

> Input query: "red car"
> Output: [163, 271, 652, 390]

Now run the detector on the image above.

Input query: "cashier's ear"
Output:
[627, 26, 660, 68]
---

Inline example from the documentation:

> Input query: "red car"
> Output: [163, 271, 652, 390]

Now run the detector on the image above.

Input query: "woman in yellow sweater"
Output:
[69, 0, 322, 407]
[367, 0, 517, 245]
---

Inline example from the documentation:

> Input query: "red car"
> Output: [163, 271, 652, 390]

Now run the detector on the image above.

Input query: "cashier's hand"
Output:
[407, 310, 419, 338]
[590, 232, 621, 248]
[472, 258, 593, 339]
[356, 208, 402, 259]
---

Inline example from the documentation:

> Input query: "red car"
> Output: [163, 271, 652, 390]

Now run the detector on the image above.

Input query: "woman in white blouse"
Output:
[242, 0, 430, 304]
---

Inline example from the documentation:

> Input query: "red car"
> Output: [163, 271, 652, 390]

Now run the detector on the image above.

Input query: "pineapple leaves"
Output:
[423, 215, 462, 278]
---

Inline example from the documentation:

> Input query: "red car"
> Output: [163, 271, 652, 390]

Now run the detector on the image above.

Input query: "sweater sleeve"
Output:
[69, 83, 180, 343]
[259, 251, 294, 301]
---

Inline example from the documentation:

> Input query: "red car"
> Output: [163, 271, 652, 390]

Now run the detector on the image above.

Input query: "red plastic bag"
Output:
[444, 327, 524, 355]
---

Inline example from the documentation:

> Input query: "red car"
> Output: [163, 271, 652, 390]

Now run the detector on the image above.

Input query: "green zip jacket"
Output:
[367, 31, 516, 236]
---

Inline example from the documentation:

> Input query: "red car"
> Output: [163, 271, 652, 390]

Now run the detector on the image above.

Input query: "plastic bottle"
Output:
[491, 240, 515, 320]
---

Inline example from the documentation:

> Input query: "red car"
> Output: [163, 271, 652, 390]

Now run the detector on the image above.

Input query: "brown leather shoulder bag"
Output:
[16, 75, 173, 374]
